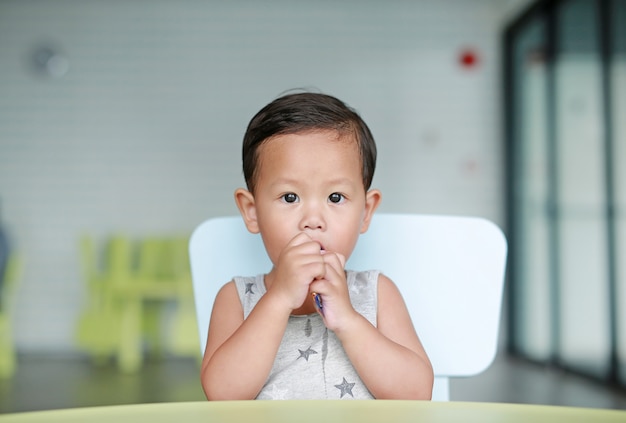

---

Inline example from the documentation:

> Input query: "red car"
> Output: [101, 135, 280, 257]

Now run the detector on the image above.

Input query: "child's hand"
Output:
[265, 232, 326, 312]
[310, 251, 358, 331]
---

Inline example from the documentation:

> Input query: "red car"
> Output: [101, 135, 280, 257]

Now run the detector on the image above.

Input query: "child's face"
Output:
[239, 130, 380, 266]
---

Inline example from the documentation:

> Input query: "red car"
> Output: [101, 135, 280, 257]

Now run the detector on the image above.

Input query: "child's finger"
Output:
[322, 252, 345, 274]
[287, 232, 315, 247]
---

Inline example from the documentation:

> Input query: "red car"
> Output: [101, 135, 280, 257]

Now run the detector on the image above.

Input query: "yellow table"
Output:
[1, 400, 624, 423]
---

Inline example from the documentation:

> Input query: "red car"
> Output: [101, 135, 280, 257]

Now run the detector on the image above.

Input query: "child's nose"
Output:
[300, 204, 325, 231]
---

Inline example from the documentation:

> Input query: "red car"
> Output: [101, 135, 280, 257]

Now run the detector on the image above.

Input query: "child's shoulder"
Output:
[375, 272, 409, 311]
[374, 272, 402, 292]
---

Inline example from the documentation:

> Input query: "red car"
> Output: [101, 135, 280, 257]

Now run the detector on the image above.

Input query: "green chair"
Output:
[77, 235, 200, 373]
[136, 237, 172, 358]
[167, 237, 200, 360]
[0, 252, 22, 378]
[76, 236, 134, 370]
[136, 237, 200, 360]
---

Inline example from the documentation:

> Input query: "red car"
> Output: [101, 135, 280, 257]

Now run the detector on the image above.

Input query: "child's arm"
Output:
[345, 274, 434, 399]
[200, 233, 327, 400]
[200, 281, 291, 400]
[311, 254, 433, 400]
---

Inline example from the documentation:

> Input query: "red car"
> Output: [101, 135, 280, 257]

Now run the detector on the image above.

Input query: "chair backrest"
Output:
[189, 213, 507, 401]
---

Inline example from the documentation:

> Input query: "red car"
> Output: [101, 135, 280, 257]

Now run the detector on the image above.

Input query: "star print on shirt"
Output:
[335, 377, 355, 398]
[298, 347, 318, 361]
[245, 283, 255, 294]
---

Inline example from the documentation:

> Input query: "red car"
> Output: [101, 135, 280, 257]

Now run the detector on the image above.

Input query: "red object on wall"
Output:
[459, 48, 479, 69]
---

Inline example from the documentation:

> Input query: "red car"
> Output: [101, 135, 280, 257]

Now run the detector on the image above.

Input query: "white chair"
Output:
[189, 213, 507, 401]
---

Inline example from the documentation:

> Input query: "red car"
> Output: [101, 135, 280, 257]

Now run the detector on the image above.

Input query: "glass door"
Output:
[554, 0, 610, 378]
[508, 12, 553, 361]
[505, 0, 625, 385]
[611, 0, 626, 385]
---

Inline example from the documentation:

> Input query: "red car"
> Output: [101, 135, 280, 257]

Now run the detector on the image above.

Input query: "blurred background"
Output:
[0, 0, 625, 413]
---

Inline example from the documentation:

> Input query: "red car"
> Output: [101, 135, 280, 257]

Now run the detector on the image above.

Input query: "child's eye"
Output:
[281, 193, 299, 203]
[328, 193, 345, 204]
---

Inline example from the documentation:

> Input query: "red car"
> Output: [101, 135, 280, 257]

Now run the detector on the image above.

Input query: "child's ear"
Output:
[234, 188, 260, 234]
[360, 189, 382, 234]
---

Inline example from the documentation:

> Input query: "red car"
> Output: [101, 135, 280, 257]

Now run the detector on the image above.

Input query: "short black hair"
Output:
[242, 92, 377, 193]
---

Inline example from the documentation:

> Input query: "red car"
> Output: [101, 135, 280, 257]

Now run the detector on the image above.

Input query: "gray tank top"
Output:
[234, 270, 379, 400]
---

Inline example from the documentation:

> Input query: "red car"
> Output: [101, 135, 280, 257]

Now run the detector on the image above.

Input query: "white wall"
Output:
[0, 0, 525, 352]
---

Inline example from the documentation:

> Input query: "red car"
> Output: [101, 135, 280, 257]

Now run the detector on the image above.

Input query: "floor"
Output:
[1, 353, 625, 414]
